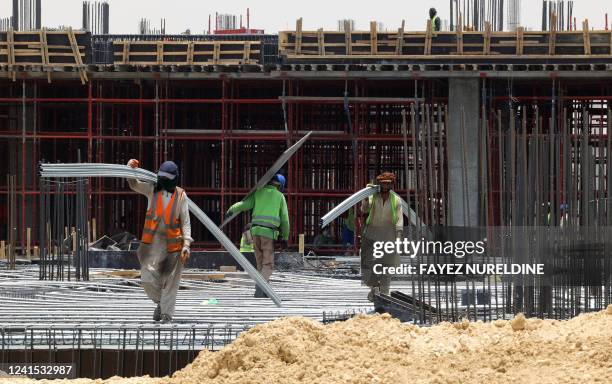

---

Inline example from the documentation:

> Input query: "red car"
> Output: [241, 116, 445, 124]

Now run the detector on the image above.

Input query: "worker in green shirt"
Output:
[429, 8, 441, 32]
[226, 174, 289, 297]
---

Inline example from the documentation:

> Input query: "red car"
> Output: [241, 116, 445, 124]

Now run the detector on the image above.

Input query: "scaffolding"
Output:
[1, 76, 612, 253]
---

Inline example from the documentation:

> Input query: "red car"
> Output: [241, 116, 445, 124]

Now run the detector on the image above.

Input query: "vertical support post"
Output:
[317, 28, 325, 56]
[213, 42, 220, 64]
[424, 20, 432, 55]
[484, 22, 491, 54]
[370, 21, 378, 55]
[448, 78, 480, 226]
[92, 218, 97, 242]
[516, 26, 524, 55]
[549, 15, 557, 55]
[21, 79, 26, 255]
[344, 20, 352, 55]
[26, 227, 30, 260]
[156, 41, 163, 65]
[582, 19, 591, 55]
[298, 234, 304, 256]
[154, 80, 159, 169]
[396, 20, 405, 55]
[242, 41, 251, 64]
[121, 42, 129, 64]
[457, 14, 464, 54]
[187, 42, 194, 65]
[295, 18, 303, 55]
[220, 79, 227, 217]
[87, 81, 93, 163]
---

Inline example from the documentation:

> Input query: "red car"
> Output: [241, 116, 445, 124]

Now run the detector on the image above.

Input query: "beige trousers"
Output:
[253, 235, 275, 281]
[137, 220, 183, 318]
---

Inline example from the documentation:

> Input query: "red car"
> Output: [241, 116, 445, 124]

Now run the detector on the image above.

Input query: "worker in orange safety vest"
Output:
[127, 159, 193, 323]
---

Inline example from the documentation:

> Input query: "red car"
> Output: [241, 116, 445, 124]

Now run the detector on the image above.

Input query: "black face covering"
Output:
[155, 176, 177, 193]
[380, 183, 392, 192]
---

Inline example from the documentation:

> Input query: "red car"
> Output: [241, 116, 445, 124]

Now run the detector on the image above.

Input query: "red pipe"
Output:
[21, 81, 26, 254]
[87, 82, 93, 162]
[220, 79, 227, 216]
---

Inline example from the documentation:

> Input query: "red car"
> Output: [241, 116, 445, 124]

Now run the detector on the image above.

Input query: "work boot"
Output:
[367, 287, 380, 302]
[153, 304, 161, 322]
[160, 314, 172, 324]
[254, 286, 264, 298]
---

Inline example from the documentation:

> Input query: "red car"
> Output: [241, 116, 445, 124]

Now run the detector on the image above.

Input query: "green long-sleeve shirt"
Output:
[228, 185, 290, 240]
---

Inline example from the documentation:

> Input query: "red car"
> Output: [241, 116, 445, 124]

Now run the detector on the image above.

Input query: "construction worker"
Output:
[360, 172, 403, 301]
[239, 223, 254, 253]
[429, 7, 441, 31]
[226, 174, 289, 297]
[127, 159, 192, 323]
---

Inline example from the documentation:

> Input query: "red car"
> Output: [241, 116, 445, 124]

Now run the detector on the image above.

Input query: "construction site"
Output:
[1, 0, 612, 382]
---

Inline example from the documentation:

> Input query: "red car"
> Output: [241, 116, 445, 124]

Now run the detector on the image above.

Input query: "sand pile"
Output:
[3, 306, 612, 384]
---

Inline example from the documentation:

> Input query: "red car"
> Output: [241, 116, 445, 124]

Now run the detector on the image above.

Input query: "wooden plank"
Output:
[67, 27, 87, 83]
[7, 29, 15, 81]
[295, 18, 303, 55]
[283, 53, 612, 60]
[243, 41, 252, 63]
[342, 25, 352, 54]
[187, 41, 194, 64]
[213, 41, 220, 64]
[46, 53, 85, 57]
[156, 41, 163, 64]
[39, 28, 51, 83]
[122, 42, 130, 64]
[484, 22, 491, 55]
[370, 21, 378, 55]
[457, 15, 463, 54]
[583, 19, 591, 55]
[424, 20, 432, 55]
[181, 273, 226, 281]
[317, 28, 325, 56]
[549, 14, 557, 55]
[396, 20, 405, 55]
[516, 27, 524, 55]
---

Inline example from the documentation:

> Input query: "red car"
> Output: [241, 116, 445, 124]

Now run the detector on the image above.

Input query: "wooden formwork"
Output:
[113, 40, 261, 65]
[279, 18, 612, 60]
[0, 28, 89, 83]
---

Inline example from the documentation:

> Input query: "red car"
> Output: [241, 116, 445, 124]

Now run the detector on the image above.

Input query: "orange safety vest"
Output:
[141, 187, 184, 253]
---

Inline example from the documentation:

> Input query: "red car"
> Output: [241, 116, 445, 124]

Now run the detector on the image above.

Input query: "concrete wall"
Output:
[448, 78, 480, 226]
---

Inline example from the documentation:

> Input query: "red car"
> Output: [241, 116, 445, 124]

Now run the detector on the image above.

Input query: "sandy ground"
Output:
[2, 305, 612, 384]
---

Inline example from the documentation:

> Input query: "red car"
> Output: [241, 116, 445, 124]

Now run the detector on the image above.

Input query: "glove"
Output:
[180, 247, 190, 265]
[366, 183, 377, 188]
[127, 159, 140, 168]
[224, 211, 234, 222]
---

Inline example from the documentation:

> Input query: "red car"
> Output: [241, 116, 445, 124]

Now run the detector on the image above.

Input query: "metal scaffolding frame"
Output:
[0, 76, 612, 258]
